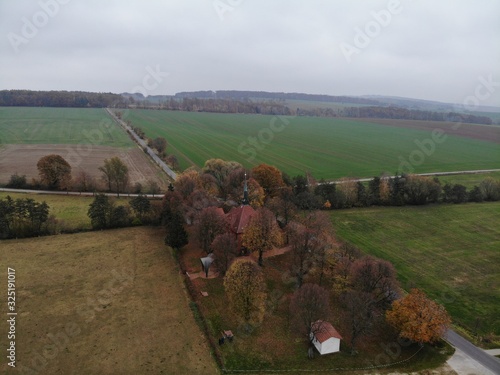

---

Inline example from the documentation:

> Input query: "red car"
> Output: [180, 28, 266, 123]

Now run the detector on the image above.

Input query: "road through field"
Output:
[445, 330, 500, 375]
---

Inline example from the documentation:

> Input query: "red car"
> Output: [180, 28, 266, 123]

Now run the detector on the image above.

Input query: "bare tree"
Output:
[212, 232, 239, 276]
[289, 283, 330, 354]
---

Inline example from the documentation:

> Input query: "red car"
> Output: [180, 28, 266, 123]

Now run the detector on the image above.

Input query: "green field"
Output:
[330, 202, 500, 337]
[438, 171, 500, 188]
[0, 192, 133, 231]
[0, 107, 133, 147]
[126, 109, 500, 179]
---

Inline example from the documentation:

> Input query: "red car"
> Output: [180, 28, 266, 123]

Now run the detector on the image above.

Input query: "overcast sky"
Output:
[1, 0, 499, 106]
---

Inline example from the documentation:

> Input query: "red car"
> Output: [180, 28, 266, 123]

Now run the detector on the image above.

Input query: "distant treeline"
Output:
[0, 90, 126, 108]
[0, 89, 493, 125]
[172, 90, 382, 105]
[134, 97, 493, 125]
[340, 106, 493, 125]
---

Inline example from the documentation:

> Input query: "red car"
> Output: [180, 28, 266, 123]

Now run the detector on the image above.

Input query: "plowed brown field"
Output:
[0, 144, 168, 188]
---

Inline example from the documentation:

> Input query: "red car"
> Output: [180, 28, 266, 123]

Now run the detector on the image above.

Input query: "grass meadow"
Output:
[126, 109, 500, 179]
[0, 227, 218, 375]
[0, 107, 133, 147]
[330, 202, 500, 338]
[0, 192, 138, 232]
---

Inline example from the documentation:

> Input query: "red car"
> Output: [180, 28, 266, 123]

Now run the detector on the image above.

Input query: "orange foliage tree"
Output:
[386, 288, 451, 344]
[224, 258, 267, 323]
[242, 207, 283, 266]
[251, 163, 284, 198]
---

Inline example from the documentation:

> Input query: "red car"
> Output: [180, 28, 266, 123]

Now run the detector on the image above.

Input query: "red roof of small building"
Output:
[312, 320, 342, 343]
[226, 205, 255, 234]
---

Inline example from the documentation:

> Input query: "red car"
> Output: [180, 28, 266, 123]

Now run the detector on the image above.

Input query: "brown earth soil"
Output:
[361, 118, 500, 143]
[0, 144, 168, 188]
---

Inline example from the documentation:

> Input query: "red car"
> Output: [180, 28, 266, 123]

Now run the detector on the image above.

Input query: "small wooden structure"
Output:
[310, 320, 342, 355]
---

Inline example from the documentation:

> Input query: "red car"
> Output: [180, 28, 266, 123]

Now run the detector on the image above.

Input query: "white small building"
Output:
[310, 320, 342, 355]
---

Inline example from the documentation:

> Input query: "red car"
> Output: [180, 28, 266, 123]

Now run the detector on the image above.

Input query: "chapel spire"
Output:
[242, 172, 249, 206]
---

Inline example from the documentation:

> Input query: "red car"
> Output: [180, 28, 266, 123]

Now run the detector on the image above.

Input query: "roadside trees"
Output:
[99, 157, 129, 196]
[386, 288, 451, 344]
[37, 154, 72, 190]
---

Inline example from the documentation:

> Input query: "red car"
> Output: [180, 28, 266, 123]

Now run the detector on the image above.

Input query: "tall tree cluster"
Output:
[0, 196, 50, 238]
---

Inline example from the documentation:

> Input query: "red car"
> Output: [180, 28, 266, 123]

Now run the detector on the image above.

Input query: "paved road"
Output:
[445, 329, 500, 374]
[331, 169, 500, 183]
[105, 108, 177, 180]
[0, 187, 162, 198]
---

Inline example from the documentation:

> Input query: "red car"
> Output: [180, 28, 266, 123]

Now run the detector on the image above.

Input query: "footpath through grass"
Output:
[330, 202, 500, 338]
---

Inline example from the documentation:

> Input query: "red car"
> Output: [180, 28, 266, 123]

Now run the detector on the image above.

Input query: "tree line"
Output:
[0, 196, 51, 239]
[1, 89, 493, 125]
[128, 96, 493, 125]
[5, 154, 162, 196]
[0, 90, 126, 108]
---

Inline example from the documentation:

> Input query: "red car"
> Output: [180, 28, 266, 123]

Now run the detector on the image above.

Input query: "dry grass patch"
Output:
[0, 227, 218, 375]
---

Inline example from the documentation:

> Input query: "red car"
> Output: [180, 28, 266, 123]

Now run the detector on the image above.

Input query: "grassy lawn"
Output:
[330, 202, 500, 338]
[126, 109, 500, 179]
[0, 192, 137, 231]
[437, 171, 500, 189]
[0, 227, 218, 375]
[0, 107, 133, 147]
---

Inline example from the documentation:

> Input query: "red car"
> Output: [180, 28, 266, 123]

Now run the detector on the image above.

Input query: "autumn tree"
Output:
[151, 137, 168, 154]
[174, 169, 200, 199]
[251, 163, 285, 198]
[224, 258, 267, 323]
[332, 243, 362, 294]
[335, 178, 358, 208]
[202, 159, 242, 195]
[161, 190, 184, 224]
[350, 256, 400, 309]
[37, 154, 72, 190]
[196, 206, 227, 253]
[73, 170, 97, 192]
[166, 154, 179, 170]
[211, 232, 239, 276]
[479, 177, 500, 201]
[386, 288, 451, 344]
[165, 211, 188, 250]
[341, 290, 376, 354]
[288, 211, 331, 287]
[289, 283, 330, 343]
[242, 207, 283, 266]
[99, 157, 129, 196]
[266, 188, 297, 229]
